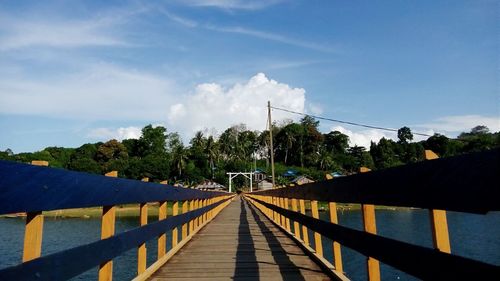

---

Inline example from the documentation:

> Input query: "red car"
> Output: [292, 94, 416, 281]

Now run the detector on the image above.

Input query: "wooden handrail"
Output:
[250, 149, 499, 213]
[245, 196, 499, 280]
[0, 161, 234, 281]
[0, 198, 233, 281]
[245, 149, 500, 281]
[0, 160, 228, 215]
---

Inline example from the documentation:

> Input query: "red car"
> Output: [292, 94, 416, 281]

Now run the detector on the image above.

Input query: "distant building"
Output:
[253, 169, 267, 182]
[291, 175, 315, 185]
[257, 178, 273, 190]
[193, 180, 226, 191]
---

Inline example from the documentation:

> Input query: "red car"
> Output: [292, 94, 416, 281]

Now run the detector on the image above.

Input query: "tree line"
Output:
[1, 120, 498, 190]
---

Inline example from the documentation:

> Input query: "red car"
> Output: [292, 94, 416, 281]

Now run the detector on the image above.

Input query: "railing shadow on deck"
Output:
[0, 160, 235, 281]
[233, 198, 259, 281]
[245, 149, 500, 281]
[245, 199, 310, 281]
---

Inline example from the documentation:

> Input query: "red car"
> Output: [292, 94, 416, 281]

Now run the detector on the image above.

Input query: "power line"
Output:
[270, 105, 433, 137]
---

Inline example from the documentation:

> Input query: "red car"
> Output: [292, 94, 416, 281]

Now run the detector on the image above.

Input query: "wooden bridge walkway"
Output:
[149, 196, 331, 281]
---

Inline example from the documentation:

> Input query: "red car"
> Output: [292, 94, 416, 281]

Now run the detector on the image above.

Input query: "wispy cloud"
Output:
[0, 6, 147, 51]
[0, 63, 176, 120]
[179, 0, 284, 11]
[159, 9, 199, 28]
[156, 8, 335, 53]
[417, 115, 500, 134]
[205, 25, 336, 53]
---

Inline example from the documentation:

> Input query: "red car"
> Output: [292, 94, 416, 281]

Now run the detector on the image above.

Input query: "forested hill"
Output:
[1, 117, 498, 190]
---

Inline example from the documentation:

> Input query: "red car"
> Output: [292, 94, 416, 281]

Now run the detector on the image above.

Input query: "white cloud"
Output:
[417, 115, 500, 134]
[0, 9, 139, 51]
[0, 63, 176, 120]
[168, 73, 305, 137]
[180, 0, 284, 10]
[87, 126, 142, 141]
[330, 126, 396, 149]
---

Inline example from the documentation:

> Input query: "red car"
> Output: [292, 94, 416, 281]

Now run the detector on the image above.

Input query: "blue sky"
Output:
[0, 0, 498, 152]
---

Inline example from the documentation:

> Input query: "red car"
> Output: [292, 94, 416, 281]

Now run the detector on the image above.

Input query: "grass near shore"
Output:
[1, 201, 411, 220]
[1, 204, 174, 219]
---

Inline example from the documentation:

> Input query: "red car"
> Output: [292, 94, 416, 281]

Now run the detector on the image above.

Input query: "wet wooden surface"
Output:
[149, 196, 331, 281]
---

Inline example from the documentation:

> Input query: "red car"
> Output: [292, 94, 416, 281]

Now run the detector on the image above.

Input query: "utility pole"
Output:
[268, 101, 276, 188]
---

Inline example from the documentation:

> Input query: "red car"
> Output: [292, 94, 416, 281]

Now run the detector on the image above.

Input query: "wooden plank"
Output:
[149, 196, 332, 281]
[425, 150, 452, 253]
[133, 196, 233, 281]
[248, 148, 500, 213]
[310, 200, 323, 257]
[172, 201, 179, 247]
[329, 202, 343, 273]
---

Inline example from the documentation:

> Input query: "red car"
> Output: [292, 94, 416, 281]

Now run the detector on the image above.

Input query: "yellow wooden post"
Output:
[274, 197, 281, 225]
[99, 170, 117, 281]
[291, 198, 300, 238]
[360, 167, 380, 281]
[23, 212, 44, 262]
[172, 201, 179, 247]
[325, 174, 343, 272]
[194, 199, 199, 229]
[203, 199, 208, 222]
[200, 199, 205, 225]
[299, 199, 309, 246]
[311, 200, 323, 257]
[284, 198, 291, 232]
[22, 161, 48, 262]
[189, 200, 195, 234]
[280, 197, 286, 228]
[137, 178, 149, 275]
[157, 181, 168, 259]
[157, 200, 167, 259]
[425, 150, 451, 253]
[329, 202, 343, 273]
[182, 201, 188, 240]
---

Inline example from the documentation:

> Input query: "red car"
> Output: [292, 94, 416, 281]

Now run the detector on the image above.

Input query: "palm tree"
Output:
[284, 130, 296, 164]
[172, 145, 188, 178]
[205, 136, 218, 179]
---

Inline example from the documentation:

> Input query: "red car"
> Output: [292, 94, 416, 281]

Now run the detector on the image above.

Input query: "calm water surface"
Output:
[1, 211, 498, 280]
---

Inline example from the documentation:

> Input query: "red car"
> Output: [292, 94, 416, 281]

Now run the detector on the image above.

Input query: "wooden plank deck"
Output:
[149, 196, 331, 281]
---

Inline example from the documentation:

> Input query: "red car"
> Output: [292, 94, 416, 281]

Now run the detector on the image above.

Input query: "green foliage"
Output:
[397, 126, 413, 143]
[5, 123, 498, 189]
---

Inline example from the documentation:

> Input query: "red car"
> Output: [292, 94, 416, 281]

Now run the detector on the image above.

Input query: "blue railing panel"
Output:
[0, 160, 228, 214]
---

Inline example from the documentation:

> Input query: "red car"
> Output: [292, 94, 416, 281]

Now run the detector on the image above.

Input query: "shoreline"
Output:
[0, 203, 415, 219]
[0, 205, 172, 219]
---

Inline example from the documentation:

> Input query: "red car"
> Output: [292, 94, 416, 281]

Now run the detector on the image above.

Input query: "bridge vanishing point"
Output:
[0, 149, 498, 280]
